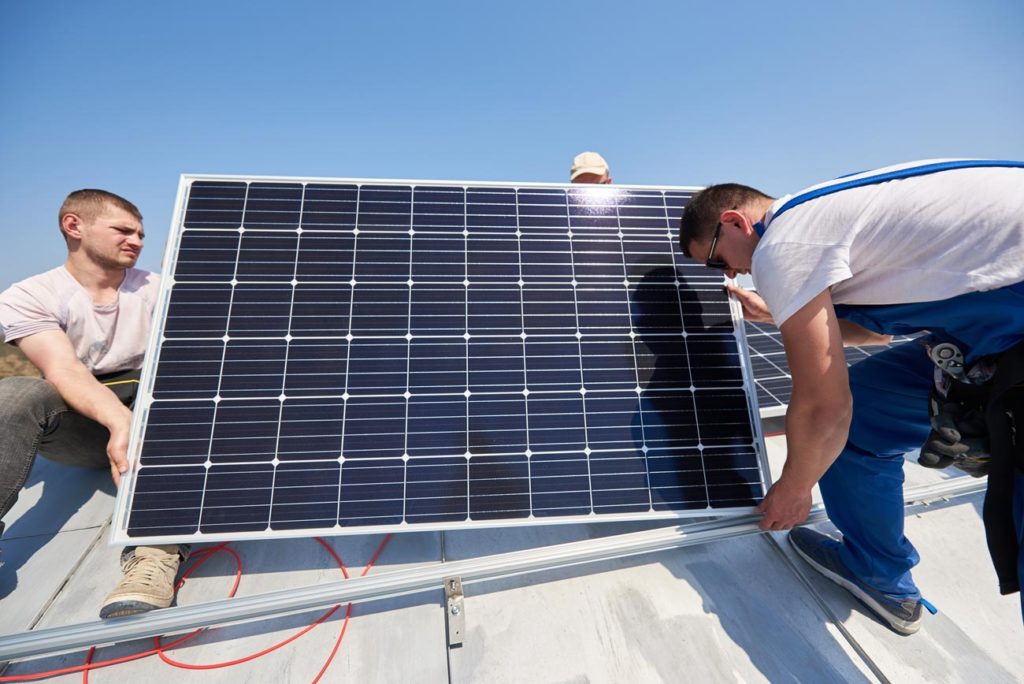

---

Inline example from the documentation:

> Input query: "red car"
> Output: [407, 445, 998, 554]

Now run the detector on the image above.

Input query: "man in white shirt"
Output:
[678, 160, 1024, 634]
[0, 189, 187, 618]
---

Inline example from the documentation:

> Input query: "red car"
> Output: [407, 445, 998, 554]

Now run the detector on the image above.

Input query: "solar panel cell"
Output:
[151, 340, 222, 399]
[182, 181, 246, 230]
[270, 461, 340, 530]
[138, 402, 214, 465]
[337, 458, 404, 527]
[278, 399, 344, 461]
[295, 234, 355, 280]
[201, 463, 274, 533]
[468, 455, 531, 520]
[174, 231, 240, 281]
[300, 184, 358, 230]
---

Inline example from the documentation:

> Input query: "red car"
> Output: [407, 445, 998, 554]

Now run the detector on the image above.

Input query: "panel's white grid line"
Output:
[399, 190, 415, 524]
[130, 448, 759, 466]
[462, 189, 472, 518]
[662, 192, 713, 506]
[561, 189, 594, 514]
[143, 384, 749, 402]
[157, 330, 729, 341]
[512, 189, 535, 518]
[615, 191, 654, 510]
[265, 183, 306, 529]
[334, 183, 361, 525]
[179, 174, 705, 192]
[194, 182, 249, 530]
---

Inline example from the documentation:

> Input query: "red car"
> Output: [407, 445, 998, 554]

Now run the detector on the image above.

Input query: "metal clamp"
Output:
[929, 342, 965, 378]
[443, 576, 465, 647]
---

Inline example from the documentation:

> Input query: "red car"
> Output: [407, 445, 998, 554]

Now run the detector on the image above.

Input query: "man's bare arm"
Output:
[727, 284, 893, 346]
[837, 318, 892, 346]
[756, 289, 853, 530]
[16, 330, 132, 484]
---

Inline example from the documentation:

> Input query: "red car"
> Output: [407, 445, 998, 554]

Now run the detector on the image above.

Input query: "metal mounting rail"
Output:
[0, 477, 985, 662]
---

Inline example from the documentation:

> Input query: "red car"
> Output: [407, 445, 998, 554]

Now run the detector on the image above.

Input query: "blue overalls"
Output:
[757, 160, 1024, 608]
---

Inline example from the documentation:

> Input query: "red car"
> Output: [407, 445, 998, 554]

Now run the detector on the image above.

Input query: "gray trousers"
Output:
[0, 371, 138, 537]
[1, 369, 189, 576]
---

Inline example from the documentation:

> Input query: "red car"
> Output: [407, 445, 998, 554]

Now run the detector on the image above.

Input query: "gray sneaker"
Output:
[788, 527, 924, 635]
[99, 545, 184, 619]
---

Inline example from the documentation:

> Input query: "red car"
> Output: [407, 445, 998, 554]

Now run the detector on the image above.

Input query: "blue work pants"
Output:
[817, 338, 934, 599]
[820, 338, 1024, 607]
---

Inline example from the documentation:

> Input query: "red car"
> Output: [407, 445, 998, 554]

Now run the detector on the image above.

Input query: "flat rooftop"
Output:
[2, 434, 1021, 682]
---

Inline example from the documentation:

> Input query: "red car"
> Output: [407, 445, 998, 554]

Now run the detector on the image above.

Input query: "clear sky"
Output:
[1, 0, 1022, 282]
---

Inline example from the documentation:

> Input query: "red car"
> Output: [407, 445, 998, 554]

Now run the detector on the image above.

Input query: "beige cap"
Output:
[570, 151, 610, 181]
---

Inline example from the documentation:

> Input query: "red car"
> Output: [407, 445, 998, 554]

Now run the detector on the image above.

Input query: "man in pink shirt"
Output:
[0, 189, 187, 618]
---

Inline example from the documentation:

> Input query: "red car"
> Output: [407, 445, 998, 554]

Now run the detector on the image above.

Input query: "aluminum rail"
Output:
[0, 477, 985, 662]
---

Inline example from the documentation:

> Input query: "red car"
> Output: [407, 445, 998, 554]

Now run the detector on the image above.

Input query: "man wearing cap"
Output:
[570, 151, 612, 184]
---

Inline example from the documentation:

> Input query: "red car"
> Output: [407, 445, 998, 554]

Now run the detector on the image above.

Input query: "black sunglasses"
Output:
[705, 221, 728, 270]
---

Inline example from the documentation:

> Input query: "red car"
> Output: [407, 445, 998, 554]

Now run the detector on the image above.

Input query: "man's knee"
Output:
[0, 376, 64, 422]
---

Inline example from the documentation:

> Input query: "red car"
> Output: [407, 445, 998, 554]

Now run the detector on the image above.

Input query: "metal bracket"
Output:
[444, 576, 465, 647]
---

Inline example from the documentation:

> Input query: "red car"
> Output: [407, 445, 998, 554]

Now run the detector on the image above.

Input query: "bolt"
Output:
[450, 605, 461, 616]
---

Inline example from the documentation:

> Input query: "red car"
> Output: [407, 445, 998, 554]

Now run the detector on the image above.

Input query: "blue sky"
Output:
[1, 0, 1022, 282]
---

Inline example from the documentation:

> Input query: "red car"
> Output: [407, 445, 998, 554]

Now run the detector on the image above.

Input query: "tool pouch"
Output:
[918, 368, 992, 477]
[95, 368, 142, 408]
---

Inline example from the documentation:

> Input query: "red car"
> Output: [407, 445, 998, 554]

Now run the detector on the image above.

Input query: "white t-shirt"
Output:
[752, 160, 1024, 326]
[0, 266, 160, 375]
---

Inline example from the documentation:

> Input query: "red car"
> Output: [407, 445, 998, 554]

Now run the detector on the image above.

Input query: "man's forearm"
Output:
[45, 364, 131, 431]
[15, 330, 135, 481]
[782, 397, 853, 488]
[838, 319, 892, 347]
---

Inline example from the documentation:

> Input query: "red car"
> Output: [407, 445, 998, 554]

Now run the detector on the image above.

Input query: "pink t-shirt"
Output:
[0, 266, 160, 374]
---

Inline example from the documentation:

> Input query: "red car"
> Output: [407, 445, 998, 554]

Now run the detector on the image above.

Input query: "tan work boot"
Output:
[99, 545, 184, 619]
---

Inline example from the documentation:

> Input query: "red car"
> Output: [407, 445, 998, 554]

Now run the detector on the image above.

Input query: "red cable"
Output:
[153, 537, 347, 670]
[151, 536, 390, 677]
[1, 535, 391, 683]
[312, 606, 352, 684]
[309, 533, 391, 684]
[0, 544, 240, 683]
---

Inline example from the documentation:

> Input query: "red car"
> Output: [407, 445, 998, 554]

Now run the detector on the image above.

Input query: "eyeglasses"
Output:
[705, 221, 728, 270]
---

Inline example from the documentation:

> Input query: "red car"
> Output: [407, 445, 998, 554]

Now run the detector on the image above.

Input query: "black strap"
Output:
[94, 368, 141, 408]
[982, 341, 1024, 594]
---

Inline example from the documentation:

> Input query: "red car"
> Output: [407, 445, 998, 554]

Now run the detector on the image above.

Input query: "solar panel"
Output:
[746, 320, 922, 417]
[112, 177, 770, 544]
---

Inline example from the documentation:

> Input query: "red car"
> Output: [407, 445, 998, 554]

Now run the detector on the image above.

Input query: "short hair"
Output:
[58, 189, 142, 240]
[678, 183, 772, 258]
